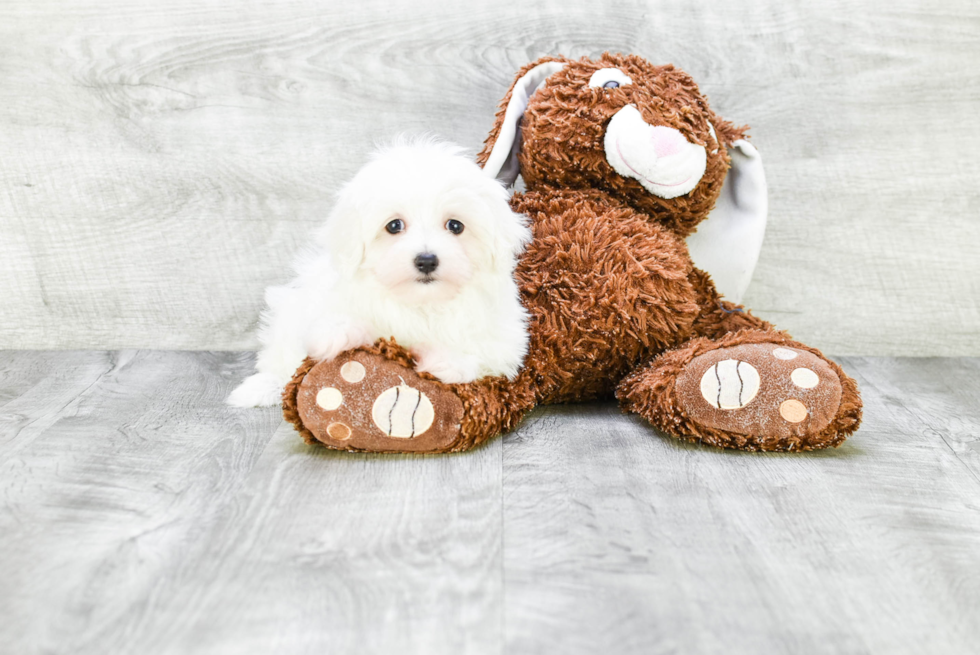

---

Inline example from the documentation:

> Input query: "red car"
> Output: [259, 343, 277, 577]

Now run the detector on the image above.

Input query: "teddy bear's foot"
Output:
[283, 344, 465, 453]
[618, 331, 862, 451]
[675, 343, 844, 444]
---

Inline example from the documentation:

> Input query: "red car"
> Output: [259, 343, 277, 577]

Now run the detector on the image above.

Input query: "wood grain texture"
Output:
[502, 357, 980, 654]
[0, 351, 503, 655]
[2, 352, 979, 652]
[0, 0, 977, 354]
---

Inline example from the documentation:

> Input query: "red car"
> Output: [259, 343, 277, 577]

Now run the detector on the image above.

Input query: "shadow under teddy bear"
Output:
[283, 53, 862, 453]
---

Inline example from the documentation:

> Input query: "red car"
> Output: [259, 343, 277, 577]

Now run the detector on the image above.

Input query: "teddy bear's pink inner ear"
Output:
[482, 61, 566, 187]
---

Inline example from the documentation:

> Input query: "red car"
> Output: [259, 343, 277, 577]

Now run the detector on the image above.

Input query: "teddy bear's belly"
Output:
[522, 278, 695, 404]
[513, 191, 701, 404]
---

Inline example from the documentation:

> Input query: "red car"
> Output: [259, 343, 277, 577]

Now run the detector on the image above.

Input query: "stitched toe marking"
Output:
[372, 385, 435, 438]
[699, 359, 760, 409]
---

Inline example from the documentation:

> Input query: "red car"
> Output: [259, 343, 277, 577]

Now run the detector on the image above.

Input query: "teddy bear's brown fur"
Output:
[282, 53, 862, 453]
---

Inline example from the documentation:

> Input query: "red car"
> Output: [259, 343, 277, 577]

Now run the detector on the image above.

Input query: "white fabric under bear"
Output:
[686, 139, 768, 304]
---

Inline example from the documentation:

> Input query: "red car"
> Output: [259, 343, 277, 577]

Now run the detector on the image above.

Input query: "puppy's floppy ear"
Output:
[471, 178, 532, 273]
[491, 193, 533, 265]
[477, 56, 567, 187]
[315, 180, 366, 278]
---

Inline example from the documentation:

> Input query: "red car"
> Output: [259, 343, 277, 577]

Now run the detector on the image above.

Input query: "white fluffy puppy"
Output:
[228, 138, 532, 407]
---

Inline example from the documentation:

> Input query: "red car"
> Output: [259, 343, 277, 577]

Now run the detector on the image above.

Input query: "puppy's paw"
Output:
[305, 322, 373, 362]
[228, 373, 285, 407]
[412, 345, 481, 384]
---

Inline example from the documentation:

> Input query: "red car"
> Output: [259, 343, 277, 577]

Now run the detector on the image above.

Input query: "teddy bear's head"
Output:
[477, 53, 749, 237]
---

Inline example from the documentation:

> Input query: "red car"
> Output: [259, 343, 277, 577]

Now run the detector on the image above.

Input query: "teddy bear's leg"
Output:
[616, 329, 862, 451]
[686, 266, 781, 339]
[282, 339, 537, 453]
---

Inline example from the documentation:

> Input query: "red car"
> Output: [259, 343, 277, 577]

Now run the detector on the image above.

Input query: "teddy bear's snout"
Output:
[647, 125, 689, 159]
[602, 104, 708, 200]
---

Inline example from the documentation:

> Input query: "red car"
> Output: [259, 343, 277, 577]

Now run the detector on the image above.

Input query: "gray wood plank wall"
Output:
[1, 0, 978, 354]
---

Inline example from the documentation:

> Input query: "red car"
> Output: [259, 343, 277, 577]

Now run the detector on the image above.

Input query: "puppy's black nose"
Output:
[414, 252, 439, 274]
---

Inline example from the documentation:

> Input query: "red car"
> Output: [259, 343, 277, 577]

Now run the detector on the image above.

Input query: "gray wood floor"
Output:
[1, 351, 978, 654]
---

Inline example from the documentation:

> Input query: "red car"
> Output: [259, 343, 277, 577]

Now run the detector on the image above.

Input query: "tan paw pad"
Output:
[295, 351, 465, 452]
[327, 422, 352, 440]
[779, 399, 808, 423]
[675, 343, 843, 440]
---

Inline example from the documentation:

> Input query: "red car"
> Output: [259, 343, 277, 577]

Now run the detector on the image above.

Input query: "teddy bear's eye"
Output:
[589, 68, 632, 89]
[385, 218, 405, 234]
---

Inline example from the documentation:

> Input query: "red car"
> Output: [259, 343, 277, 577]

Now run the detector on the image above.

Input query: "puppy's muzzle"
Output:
[414, 253, 439, 275]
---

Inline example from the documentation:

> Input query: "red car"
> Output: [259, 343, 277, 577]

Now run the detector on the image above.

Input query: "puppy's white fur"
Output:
[228, 137, 532, 407]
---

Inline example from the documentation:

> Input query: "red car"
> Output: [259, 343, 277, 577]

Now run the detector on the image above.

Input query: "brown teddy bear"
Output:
[282, 53, 862, 453]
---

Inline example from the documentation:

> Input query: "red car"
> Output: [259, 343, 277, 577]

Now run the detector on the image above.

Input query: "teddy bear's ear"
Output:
[477, 57, 567, 186]
[686, 139, 768, 304]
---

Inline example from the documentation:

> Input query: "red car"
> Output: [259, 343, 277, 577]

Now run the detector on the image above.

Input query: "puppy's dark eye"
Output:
[603, 80, 620, 89]
[385, 218, 405, 234]
[445, 219, 464, 235]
